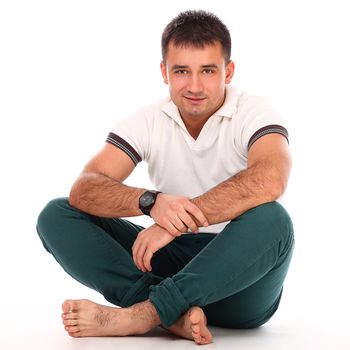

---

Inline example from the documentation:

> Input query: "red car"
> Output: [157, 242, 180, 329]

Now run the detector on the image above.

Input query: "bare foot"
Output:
[161, 306, 213, 345]
[61, 299, 159, 337]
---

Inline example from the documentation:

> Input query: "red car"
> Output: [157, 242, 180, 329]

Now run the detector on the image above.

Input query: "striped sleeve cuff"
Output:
[248, 124, 289, 151]
[106, 132, 142, 166]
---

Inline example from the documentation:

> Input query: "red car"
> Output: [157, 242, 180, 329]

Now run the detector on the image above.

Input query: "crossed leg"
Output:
[37, 198, 294, 345]
[37, 198, 215, 345]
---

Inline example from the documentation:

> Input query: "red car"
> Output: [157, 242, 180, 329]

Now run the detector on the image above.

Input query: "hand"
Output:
[150, 193, 209, 236]
[132, 223, 176, 272]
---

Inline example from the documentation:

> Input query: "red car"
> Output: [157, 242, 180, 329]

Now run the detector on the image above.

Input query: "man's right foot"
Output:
[161, 306, 213, 345]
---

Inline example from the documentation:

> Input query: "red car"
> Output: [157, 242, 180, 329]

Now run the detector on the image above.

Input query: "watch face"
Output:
[140, 192, 154, 207]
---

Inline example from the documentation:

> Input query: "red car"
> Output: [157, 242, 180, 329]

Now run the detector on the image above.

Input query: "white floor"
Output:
[2, 299, 349, 350]
[2, 243, 350, 350]
[1, 203, 350, 350]
[1, 196, 349, 349]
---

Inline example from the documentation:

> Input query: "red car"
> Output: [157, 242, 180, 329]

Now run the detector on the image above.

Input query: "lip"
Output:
[184, 96, 206, 104]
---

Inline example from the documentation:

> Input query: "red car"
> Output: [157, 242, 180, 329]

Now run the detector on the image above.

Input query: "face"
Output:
[161, 41, 234, 122]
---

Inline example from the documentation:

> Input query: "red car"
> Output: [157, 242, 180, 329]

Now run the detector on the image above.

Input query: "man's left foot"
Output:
[161, 306, 213, 345]
[61, 299, 160, 337]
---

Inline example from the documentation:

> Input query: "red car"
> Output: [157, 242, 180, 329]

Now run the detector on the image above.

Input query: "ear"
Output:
[225, 60, 235, 84]
[160, 61, 169, 85]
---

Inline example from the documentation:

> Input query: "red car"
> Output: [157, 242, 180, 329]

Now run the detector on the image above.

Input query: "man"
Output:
[36, 10, 294, 345]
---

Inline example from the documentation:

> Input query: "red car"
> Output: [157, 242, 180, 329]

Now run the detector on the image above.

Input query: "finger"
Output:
[135, 241, 147, 272]
[190, 214, 206, 229]
[143, 249, 154, 271]
[177, 210, 199, 233]
[132, 236, 144, 269]
[171, 216, 187, 234]
[165, 221, 183, 237]
[184, 203, 209, 227]
[138, 244, 148, 272]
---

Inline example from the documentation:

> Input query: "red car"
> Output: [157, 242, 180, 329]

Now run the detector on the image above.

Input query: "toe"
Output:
[202, 327, 212, 340]
[200, 336, 208, 345]
[68, 331, 81, 337]
[189, 307, 201, 324]
[65, 325, 80, 333]
[63, 319, 78, 326]
[62, 312, 78, 320]
[191, 324, 200, 333]
[62, 299, 74, 313]
[201, 332, 213, 344]
[192, 331, 201, 340]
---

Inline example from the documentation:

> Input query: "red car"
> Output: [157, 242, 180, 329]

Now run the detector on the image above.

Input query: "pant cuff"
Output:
[148, 277, 189, 327]
[119, 272, 163, 307]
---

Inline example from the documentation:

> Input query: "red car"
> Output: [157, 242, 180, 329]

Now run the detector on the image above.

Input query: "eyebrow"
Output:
[171, 64, 218, 71]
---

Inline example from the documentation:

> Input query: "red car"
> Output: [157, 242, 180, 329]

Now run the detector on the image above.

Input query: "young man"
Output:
[36, 10, 294, 345]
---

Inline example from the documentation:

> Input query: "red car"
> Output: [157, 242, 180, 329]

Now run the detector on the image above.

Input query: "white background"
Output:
[1, 0, 349, 349]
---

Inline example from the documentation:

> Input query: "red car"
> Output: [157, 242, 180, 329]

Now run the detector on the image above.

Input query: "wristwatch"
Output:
[139, 190, 161, 216]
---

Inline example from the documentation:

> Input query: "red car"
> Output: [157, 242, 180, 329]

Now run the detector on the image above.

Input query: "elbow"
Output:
[266, 180, 286, 202]
[68, 172, 98, 210]
[269, 186, 283, 202]
[263, 153, 292, 202]
[69, 183, 82, 209]
[68, 188, 78, 208]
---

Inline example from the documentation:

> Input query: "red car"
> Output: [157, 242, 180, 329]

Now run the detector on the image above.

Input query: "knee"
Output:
[229, 201, 295, 253]
[252, 201, 294, 239]
[36, 197, 70, 243]
[257, 201, 292, 223]
[37, 197, 70, 229]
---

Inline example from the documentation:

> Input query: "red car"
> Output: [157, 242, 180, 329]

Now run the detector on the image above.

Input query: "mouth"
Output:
[184, 96, 206, 104]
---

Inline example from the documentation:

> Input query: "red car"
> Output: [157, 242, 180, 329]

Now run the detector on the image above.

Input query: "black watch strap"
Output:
[139, 190, 161, 216]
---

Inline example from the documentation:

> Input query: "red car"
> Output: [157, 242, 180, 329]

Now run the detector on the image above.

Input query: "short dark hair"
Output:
[161, 10, 231, 64]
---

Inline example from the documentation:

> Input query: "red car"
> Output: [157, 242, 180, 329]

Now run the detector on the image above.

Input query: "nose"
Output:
[187, 73, 203, 95]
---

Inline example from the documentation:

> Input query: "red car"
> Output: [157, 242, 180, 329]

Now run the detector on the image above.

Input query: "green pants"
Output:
[36, 197, 294, 328]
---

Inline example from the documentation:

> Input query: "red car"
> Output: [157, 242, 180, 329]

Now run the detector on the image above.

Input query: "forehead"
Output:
[165, 41, 225, 66]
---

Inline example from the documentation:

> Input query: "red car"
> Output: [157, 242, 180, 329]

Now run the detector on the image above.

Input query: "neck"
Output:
[181, 115, 210, 140]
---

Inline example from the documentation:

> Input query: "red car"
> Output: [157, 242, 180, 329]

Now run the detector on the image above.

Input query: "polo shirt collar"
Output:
[213, 85, 238, 118]
[161, 85, 238, 122]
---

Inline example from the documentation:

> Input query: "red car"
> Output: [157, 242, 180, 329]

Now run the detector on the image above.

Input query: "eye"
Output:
[203, 69, 214, 74]
[175, 70, 188, 75]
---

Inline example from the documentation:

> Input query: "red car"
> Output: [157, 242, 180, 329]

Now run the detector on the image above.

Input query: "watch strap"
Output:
[139, 190, 161, 216]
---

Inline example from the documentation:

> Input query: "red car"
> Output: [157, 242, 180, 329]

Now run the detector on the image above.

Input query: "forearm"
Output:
[191, 162, 282, 225]
[69, 172, 146, 217]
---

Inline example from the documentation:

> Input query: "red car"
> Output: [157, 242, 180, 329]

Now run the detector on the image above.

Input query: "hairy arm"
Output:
[69, 172, 146, 217]
[69, 143, 146, 217]
[191, 134, 292, 225]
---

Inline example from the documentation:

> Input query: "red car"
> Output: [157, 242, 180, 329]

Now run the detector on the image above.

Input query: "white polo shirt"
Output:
[106, 85, 289, 234]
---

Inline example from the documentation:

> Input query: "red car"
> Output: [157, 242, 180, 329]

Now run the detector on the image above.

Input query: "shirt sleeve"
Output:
[234, 94, 289, 158]
[105, 107, 152, 166]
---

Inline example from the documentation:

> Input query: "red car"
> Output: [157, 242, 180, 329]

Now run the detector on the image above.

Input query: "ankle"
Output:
[129, 300, 161, 330]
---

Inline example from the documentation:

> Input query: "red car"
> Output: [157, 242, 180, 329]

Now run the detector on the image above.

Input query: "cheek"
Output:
[208, 81, 225, 101]
[207, 78, 224, 94]
[169, 79, 185, 95]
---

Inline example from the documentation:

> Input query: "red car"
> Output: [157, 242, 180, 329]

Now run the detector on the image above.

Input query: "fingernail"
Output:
[204, 222, 209, 226]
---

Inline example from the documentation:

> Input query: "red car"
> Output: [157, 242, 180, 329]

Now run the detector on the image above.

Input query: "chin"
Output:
[188, 110, 204, 117]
